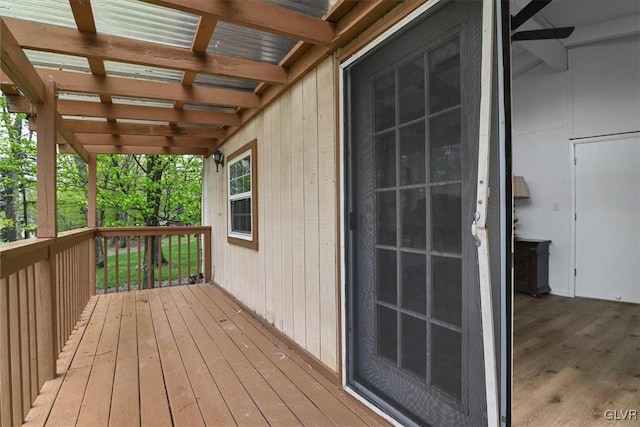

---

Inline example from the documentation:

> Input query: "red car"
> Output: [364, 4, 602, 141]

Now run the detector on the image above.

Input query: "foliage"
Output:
[0, 96, 37, 241]
[0, 94, 203, 243]
[96, 154, 202, 227]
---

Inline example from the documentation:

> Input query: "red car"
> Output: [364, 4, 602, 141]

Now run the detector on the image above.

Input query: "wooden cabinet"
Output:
[514, 239, 551, 297]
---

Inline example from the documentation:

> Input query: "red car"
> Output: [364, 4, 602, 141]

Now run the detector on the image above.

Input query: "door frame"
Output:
[337, 0, 508, 425]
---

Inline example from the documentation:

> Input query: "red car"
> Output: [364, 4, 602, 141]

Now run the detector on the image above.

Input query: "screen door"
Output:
[345, 1, 489, 424]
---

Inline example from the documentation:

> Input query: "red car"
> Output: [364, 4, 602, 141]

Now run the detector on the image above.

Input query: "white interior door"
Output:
[575, 135, 640, 303]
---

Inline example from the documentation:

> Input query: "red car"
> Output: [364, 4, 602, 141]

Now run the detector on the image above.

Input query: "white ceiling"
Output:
[536, 0, 639, 28]
[511, 0, 640, 76]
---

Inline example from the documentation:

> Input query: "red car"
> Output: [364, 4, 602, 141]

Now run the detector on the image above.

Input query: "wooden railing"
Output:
[0, 225, 211, 425]
[94, 227, 211, 294]
[53, 229, 95, 354]
[0, 228, 94, 427]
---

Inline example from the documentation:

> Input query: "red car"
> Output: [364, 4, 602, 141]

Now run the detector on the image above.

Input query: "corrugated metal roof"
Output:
[58, 93, 102, 102]
[0, 0, 76, 28]
[184, 103, 237, 114]
[61, 116, 107, 122]
[24, 50, 91, 73]
[264, 0, 338, 17]
[194, 74, 257, 92]
[114, 118, 169, 125]
[208, 22, 296, 65]
[204, 0, 337, 67]
[111, 97, 174, 108]
[91, 0, 199, 49]
[104, 61, 183, 83]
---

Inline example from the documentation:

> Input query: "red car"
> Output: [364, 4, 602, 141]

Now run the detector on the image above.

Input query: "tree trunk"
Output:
[21, 183, 29, 239]
[1, 117, 22, 242]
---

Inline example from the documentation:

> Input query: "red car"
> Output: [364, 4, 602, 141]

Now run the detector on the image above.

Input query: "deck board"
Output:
[76, 293, 122, 426]
[27, 285, 387, 427]
[135, 291, 172, 427]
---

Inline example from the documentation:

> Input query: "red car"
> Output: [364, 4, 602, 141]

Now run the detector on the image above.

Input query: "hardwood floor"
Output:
[514, 293, 640, 426]
[24, 285, 388, 427]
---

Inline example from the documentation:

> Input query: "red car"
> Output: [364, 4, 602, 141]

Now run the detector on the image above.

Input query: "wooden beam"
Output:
[69, 0, 114, 106]
[37, 69, 260, 109]
[4, 17, 287, 84]
[70, 134, 216, 149]
[36, 81, 57, 237]
[141, 0, 335, 45]
[6, 96, 241, 126]
[64, 119, 225, 138]
[60, 144, 209, 156]
[176, 15, 218, 109]
[57, 116, 90, 161]
[4, 94, 32, 113]
[0, 18, 45, 104]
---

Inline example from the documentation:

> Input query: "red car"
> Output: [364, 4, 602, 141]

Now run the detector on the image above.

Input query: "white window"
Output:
[227, 139, 258, 250]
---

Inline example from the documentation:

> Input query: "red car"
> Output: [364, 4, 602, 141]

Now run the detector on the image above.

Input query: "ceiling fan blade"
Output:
[512, 27, 575, 41]
[511, 0, 553, 30]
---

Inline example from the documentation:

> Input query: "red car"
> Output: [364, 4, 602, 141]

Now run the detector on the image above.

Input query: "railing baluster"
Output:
[8, 273, 22, 423]
[187, 234, 192, 283]
[197, 234, 202, 283]
[168, 235, 173, 286]
[158, 235, 163, 287]
[178, 234, 182, 286]
[115, 237, 119, 293]
[137, 236, 142, 290]
[127, 236, 131, 292]
[27, 265, 38, 401]
[103, 237, 108, 294]
[18, 269, 30, 418]
[147, 236, 152, 290]
[0, 276, 11, 427]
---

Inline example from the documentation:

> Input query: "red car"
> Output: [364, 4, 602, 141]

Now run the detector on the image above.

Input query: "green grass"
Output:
[96, 237, 201, 291]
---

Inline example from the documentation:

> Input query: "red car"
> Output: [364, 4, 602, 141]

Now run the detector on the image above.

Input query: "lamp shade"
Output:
[513, 175, 530, 199]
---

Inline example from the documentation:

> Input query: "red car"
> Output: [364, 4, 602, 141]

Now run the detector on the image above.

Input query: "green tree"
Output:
[0, 96, 36, 242]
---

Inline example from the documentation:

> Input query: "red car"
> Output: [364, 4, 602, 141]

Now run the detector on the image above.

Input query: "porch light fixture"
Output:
[213, 149, 224, 172]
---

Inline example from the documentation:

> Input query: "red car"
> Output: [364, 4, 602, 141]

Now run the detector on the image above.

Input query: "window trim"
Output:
[226, 139, 258, 250]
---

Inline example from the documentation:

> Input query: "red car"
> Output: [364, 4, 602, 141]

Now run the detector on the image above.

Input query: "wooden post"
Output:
[35, 80, 58, 382]
[88, 153, 97, 295]
[36, 81, 57, 239]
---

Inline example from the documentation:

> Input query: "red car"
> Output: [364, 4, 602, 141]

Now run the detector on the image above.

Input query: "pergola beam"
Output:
[57, 117, 90, 161]
[0, 18, 44, 104]
[59, 144, 209, 156]
[176, 15, 218, 110]
[140, 0, 335, 45]
[69, 0, 114, 108]
[64, 119, 225, 138]
[5, 96, 241, 126]
[36, 69, 260, 109]
[68, 134, 216, 148]
[4, 17, 288, 84]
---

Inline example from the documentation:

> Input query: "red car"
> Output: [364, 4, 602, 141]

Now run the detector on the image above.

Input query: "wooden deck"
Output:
[513, 293, 640, 426]
[24, 285, 387, 427]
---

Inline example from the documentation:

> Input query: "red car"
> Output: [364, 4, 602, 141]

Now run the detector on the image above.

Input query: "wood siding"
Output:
[203, 56, 338, 372]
